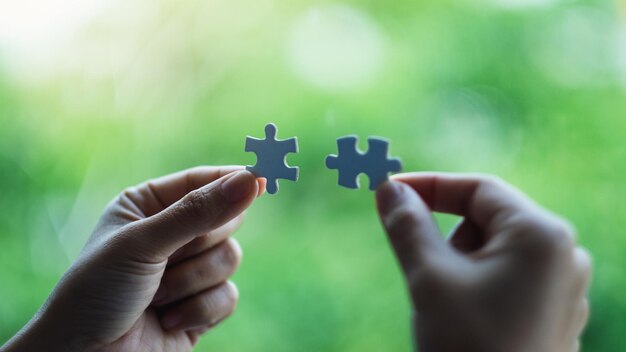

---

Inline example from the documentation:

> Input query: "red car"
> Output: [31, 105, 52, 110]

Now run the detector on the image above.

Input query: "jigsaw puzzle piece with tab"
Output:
[245, 123, 299, 195]
[326, 136, 402, 191]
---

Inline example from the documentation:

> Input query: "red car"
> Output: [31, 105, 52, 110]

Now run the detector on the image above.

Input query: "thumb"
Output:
[117, 170, 258, 263]
[376, 181, 448, 279]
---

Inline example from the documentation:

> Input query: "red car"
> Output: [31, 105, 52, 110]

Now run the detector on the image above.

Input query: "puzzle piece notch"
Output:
[245, 123, 299, 194]
[326, 136, 402, 190]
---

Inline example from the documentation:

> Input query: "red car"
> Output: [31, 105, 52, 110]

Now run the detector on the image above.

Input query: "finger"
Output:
[561, 249, 591, 345]
[564, 299, 588, 351]
[392, 173, 575, 248]
[567, 340, 580, 352]
[575, 298, 590, 335]
[256, 177, 267, 197]
[573, 247, 592, 298]
[167, 214, 245, 266]
[125, 166, 246, 217]
[119, 170, 258, 262]
[153, 238, 242, 306]
[376, 181, 451, 278]
[391, 173, 540, 229]
[391, 173, 535, 216]
[187, 326, 211, 346]
[160, 281, 239, 331]
[448, 219, 484, 254]
[185, 316, 229, 345]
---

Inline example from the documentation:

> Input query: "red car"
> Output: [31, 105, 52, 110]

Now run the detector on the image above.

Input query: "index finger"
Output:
[390, 172, 545, 235]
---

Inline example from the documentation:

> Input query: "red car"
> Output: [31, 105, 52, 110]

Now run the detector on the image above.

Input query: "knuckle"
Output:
[475, 174, 509, 195]
[479, 174, 505, 188]
[115, 187, 140, 209]
[121, 185, 140, 199]
[221, 282, 240, 309]
[385, 205, 418, 235]
[184, 263, 207, 285]
[219, 239, 242, 270]
[199, 294, 219, 319]
[541, 216, 576, 251]
[194, 234, 215, 252]
[550, 216, 576, 238]
[509, 213, 575, 254]
[580, 298, 589, 316]
[201, 283, 238, 317]
[574, 247, 593, 279]
[473, 174, 512, 203]
[177, 188, 217, 220]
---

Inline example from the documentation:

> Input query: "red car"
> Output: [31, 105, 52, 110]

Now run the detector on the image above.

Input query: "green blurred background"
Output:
[1, 0, 625, 350]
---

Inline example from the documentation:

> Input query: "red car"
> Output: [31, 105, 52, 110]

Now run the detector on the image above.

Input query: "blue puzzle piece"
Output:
[245, 123, 299, 194]
[326, 136, 402, 190]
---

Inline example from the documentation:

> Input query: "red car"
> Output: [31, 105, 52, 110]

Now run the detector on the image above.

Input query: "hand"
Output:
[2, 166, 265, 352]
[376, 173, 590, 352]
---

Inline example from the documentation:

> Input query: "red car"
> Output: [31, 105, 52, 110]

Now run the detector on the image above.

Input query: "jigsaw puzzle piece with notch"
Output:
[325, 136, 361, 189]
[326, 135, 402, 191]
[245, 123, 299, 195]
[363, 138, 402, 190]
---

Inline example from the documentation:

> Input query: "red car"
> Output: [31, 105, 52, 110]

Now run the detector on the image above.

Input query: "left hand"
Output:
[3, 166, 265, 352]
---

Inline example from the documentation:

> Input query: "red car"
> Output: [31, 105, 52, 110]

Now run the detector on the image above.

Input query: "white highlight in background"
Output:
[617, 24, 626, 90]
[0, 0, 114, 80]
[491, 0, 557, 9]
[529, 7, 617, 88]
[287, 5, 385, 91]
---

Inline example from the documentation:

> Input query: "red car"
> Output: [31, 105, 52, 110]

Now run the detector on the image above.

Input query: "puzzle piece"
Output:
[245, 123, 299, 194]
[326, 136, 402, 190]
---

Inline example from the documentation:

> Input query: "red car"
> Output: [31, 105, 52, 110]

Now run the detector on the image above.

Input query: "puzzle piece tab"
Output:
[326, 136, 402, 190]
[245, 123, 299, 194]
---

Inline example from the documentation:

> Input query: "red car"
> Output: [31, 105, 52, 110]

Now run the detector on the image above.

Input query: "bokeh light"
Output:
[288, 5, 385, 91]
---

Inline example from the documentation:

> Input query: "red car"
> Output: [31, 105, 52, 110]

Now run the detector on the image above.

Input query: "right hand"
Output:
[376, 173, 591, 352]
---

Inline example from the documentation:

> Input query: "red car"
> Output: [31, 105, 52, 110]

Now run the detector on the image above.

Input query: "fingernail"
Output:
[153, 286, 167, 305]
[161, 311, 183, 330]
[221, 171, 254, 203]
[376, 182, 407, 215]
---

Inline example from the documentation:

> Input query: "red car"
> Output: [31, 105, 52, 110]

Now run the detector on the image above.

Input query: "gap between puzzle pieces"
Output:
[245, 123, 299, 195]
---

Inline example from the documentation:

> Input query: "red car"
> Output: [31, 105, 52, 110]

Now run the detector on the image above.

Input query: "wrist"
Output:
[2, 303, 96, 352]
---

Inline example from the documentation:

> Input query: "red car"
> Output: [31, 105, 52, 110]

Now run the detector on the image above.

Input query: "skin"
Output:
[376, 173, 591, 352]
[1, 168, 590, 352]
[2, 166, 266, 352]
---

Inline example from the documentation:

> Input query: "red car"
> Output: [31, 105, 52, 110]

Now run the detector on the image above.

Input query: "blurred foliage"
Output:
[1, 0, 626, 351]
